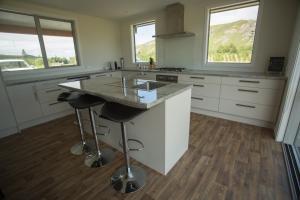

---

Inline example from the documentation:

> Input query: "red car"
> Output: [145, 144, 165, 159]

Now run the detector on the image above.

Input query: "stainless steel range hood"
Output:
[153, 3, 195, 39]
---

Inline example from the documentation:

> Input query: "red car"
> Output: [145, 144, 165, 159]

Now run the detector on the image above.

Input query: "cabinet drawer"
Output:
[221, 77, 285, 89]
[179, 75, 221, 84]
[220, 85, 281, 106]
[41, 101, 71, 115]
[192, 83, 220, 98]
[37, 87, 67, 103]
[35, 79, 67, 90]
[191, 96, 219, 112]
[219, 99, 275, 122]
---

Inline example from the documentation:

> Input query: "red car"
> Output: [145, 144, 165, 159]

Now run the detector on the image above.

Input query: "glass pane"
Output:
[134, 22, 156, 62]
[0, 11, 44, 71]
[40, 19, 77, 67]
[207, 4, 259, 63]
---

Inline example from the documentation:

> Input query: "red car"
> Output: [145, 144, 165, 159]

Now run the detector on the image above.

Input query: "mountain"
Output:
[208, 20, 257, 62]
[135, 20, 256, 62]
[136, 40, 155, 61]
[209, 20, 256, 52]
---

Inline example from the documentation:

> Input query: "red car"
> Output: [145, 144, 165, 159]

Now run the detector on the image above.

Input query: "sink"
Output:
[132, 81, 167, 91]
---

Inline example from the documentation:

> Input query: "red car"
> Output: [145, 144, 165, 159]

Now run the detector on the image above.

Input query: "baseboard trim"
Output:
[18, 110, 73, 130]
[0, 127, 18, 139]
[191, 108, 273, 128]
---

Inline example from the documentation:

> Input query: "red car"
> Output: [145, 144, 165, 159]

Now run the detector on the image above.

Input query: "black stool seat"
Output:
[57, 91, 81, 102]
[68, 94, 105, 109]
[101, 102, 144, 123]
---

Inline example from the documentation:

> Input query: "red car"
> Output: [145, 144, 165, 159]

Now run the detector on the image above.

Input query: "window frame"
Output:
[203, 0, 262, 68]
[131, 20, 156, 64]
[0, 8, 81, 71]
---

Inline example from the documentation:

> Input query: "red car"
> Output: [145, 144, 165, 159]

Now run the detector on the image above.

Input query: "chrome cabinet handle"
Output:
[194, 84, 204, 87]
[236, 104, 256, 109]
[239, 80, 260, 84]
[192, 97, 203, 101]
[46, 88, 61, 93]
[33, 86, 39, 102]
[238, 89, 258, 93]
[190, 76, 205, 79]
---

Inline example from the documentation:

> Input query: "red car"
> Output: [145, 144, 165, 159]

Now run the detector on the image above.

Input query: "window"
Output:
[132, 21, 156, 63]
[206, 1, 260, 64]
[0, 10, 79, 72]
[40, 19, 78, 67]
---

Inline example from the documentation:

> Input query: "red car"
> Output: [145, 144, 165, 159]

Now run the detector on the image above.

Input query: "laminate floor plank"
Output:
[0, 113, 291, 200]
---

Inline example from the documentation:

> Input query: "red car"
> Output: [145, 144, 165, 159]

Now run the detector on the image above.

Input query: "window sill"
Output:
[203, 62, 254, 68]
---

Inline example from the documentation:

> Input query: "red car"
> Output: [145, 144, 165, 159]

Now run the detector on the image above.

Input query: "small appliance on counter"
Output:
[149, 57, 155, 69]
[108, 62, 113, 70]
[267, 57, 285, 74]
[120, 57, 125, 69]
[114, 61, 118, 70]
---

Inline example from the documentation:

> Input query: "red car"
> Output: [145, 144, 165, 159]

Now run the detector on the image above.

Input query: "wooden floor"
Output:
[0, 113, 291, 200]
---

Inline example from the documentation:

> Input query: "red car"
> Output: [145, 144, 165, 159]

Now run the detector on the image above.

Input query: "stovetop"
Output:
[158, 67, 186, 72]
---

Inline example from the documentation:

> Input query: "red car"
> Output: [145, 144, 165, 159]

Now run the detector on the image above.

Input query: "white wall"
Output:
[0, 0, 122, 79]
[275, 5, 300, 142]
[120, 0, 299, 72]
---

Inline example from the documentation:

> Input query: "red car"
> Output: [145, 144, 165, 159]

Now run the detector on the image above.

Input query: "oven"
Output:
[156, 74, 178, 83]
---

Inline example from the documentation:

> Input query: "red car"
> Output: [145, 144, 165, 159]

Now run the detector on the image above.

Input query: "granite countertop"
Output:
[4, 67, 286, 87]
[121, 69, 287, 80]
[59, 77, 192, 109]
[4, 69, 118, 86]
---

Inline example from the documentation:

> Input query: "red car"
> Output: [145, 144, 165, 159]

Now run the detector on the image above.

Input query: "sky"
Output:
[0, 32, 76, 58]
[135, 23, 155, 45]
[210, 5, 259, 26]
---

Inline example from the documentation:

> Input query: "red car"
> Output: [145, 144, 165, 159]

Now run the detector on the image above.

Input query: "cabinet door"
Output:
[0, 80, 17, 136]
[110, 71, 122, 78]
[7, 83, 43, 123]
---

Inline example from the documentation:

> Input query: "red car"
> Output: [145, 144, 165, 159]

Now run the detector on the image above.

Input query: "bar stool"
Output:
[58, 92, 91, 155]
[101, 102, 146, 193]
[58, 92, 115, 168]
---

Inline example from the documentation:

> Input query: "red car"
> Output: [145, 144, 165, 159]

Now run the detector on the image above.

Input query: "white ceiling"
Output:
[17, 0, 189, 20]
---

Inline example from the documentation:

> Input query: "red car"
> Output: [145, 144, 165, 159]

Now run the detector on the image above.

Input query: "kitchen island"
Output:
[59, 77, 192, 175]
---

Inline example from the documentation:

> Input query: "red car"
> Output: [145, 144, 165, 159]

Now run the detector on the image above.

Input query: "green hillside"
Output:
[136, 40, 156, 62]
[208, 20, 256, 63]
[135, 20, 255, 63]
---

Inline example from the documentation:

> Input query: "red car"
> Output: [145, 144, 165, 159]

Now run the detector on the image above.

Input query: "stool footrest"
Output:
[119, 138, 144, 151]
[96, 125, 110, 136]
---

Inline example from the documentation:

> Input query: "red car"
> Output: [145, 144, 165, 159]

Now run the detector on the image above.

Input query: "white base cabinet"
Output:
[178, 74, 285, 128]
[0, 75, 17, 138]
[7, 83, 43, 124]
[123, 71, 285, 128]
[4, 71, 123, 132]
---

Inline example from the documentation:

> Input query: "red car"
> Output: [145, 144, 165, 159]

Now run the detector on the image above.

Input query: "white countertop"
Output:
[59, 77, 192, 109]
[4, 69, 116, 86]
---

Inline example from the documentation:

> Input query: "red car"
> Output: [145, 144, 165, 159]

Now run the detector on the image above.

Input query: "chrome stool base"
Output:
[111, 165, 146, 193]
[70, 140, 95, 155]
[84, 148, 115, 168]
